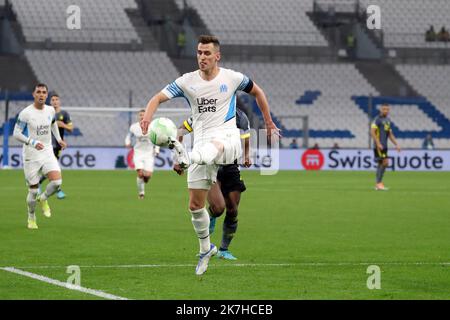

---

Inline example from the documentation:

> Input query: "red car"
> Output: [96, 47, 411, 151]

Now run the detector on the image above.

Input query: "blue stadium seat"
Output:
[295, 91, 322, 105]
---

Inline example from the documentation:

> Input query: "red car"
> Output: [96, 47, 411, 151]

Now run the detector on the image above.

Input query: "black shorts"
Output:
[217, 164, 246, 196]
[53, 146, 62, 160]
[374, 148, 388, 162]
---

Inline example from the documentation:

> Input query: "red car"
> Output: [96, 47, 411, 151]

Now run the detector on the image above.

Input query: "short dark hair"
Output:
[34, 83, 48, 92]
[50, 92, 59, 99]
[198, 35, 220, 49]
[139, 109, 145, 113]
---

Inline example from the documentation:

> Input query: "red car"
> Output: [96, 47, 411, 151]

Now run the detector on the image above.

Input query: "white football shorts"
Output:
[187, 128, 241, 190]
[134, 152, 155, 172]
[23, 155, 60, 186]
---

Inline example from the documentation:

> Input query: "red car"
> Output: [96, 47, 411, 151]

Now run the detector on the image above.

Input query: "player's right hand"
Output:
[173, 164, 184, 175]
[59, 140, 67, 150]
[244, 156, 252, 168]
[35, 142, 45, 150]
[140, 120, 150, 135]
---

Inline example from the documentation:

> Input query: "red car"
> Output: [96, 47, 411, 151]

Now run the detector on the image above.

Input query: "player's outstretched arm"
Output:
[58, 121, 73, 133]
[243, 136, 252, 167]
[125, 131, 132, 148]
[173, 123, 190, 175]
[51, 120, 67, 150]
[248, 82, 281, 137]
[389, 130, 401, 152]
[371, 127, 382, 150]
[13, 122, 32, 145]
[13, 120, 44, 150]
[177, 123, 190, 143]
[141, 92, 170, 134]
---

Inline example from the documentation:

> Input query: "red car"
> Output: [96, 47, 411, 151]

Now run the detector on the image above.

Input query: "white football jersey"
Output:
[125, 122, 159, 155]
[161, 67, 251, 140]
[15, 104, 56, 161]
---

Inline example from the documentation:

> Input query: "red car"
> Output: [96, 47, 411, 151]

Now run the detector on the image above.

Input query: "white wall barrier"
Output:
[1, 147, 450, 171]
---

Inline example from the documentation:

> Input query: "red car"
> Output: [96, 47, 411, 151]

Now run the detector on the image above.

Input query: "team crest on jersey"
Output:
[220, 84, 228, 93]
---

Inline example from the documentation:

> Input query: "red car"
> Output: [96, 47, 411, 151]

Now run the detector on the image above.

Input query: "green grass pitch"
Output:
[0, 169, 449, 299]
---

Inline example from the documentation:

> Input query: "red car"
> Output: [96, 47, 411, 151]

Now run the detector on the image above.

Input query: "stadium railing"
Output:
[20, 26, 141, 45]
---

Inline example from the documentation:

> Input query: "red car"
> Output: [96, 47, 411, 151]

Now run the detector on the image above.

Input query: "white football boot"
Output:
[195, 244, 218, 276]
[169, 139, 190, 169]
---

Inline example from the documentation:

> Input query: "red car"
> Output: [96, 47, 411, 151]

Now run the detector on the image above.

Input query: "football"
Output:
[149, 117, 178, 147]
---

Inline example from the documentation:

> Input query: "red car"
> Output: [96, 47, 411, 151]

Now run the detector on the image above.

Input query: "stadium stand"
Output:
[2, 0, 450, 150]
[360, 0, 450, 48]
[25, 50, 181, 108]
[175, 0, 327, 46]
[352, 94, 450, 149]
[318, 0, 358, 13]
[14, 50, 189, 147]
[397, 65, 450, 120]
[223, 62, 378, 148]
[388, 104, 440, 132]
[224, 61, 450, 149]
[396, 64, 450, 148]
[9, 0, 141, 44]
[0, 99, 32, 146]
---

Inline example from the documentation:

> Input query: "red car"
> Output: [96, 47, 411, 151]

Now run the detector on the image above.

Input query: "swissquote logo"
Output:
[301, 149, 324, 170]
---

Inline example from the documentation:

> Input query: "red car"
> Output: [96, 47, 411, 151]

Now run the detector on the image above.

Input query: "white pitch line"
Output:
[5, 262, 450, 269]
[0, 267, 129, 300]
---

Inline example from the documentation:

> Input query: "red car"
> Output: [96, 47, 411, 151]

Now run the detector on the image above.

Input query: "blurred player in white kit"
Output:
[13, 83, 67, 229]
[125, 109, 160, 199]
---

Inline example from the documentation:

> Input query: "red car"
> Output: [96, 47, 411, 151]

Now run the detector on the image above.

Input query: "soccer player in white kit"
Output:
[13, 84, 67, 229]
[141, 35, 280, 275]
[125, 109, 160, 199]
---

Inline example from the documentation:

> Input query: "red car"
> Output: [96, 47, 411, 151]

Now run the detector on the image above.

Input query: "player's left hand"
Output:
[244, 157, 252, 168]
[396, 145, 401, 152]
[59, 140, 67, 150]
[173, 164, 184, 175]
[266, 120, 281, 138]
[140, 120, 150, 135]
